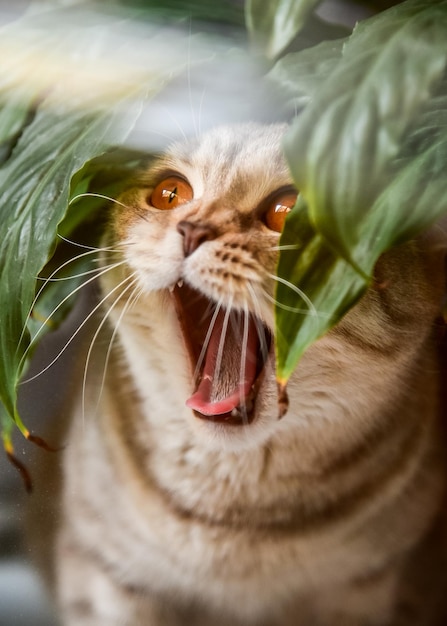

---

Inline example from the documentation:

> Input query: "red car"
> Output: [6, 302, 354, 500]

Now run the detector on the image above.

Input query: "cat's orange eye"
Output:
[264, 191, 298, 232]
[150, 177, 193, 210]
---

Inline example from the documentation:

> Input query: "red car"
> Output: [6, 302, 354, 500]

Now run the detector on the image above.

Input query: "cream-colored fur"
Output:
[31, 124, 447, 625]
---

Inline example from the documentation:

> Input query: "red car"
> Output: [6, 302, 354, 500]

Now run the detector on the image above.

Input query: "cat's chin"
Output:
[188, 411, 278, 453]
[172, 281, 273, 429]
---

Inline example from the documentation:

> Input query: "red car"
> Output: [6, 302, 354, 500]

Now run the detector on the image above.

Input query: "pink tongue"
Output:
[186, 311, 259, 416]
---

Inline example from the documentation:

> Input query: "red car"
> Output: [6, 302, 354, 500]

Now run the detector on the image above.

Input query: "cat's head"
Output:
[101, 123, 447, 449]
[103, 124, 293, 430]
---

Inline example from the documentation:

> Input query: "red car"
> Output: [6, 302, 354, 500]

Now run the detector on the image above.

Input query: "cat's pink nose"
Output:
[177, 220, 216, 256]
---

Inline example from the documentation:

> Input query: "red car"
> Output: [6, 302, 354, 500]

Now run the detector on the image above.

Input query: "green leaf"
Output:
[267, 38, 344, 114]
[284, 0, 447, 271]
[276, 0, 447, 383]
[276, 199, 367, 383]
[0, 101, 136, 429]
[246, 0, 322, 59]
[363, 93, 447, 253]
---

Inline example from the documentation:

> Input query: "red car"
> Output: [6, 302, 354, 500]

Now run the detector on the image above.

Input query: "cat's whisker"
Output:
[17, 253, 124, 368]
[193, 299, 223, 385]
[18, 247, 109, 354]
[20, 271, 134, 384]
[19, 261, 125, 367]
[37, 264, 118, 283]
[97, 280, 144, 398]
[96, 283, 145, 408]
[246, 284, 270, 364]
[212, 298, 232, 399]
[83, 274, 140, 423]
[57, 233, 124, 252]
[229, 309, 243, 341]
[201, 298, 217, 326]
[261, 288, 328, 316]
[38, 248, 121, 286]
[69, 192, 131, 210]
[239, 304, 250, 426]
[270, 244, 300, 252]
[267, 273, 318, 319]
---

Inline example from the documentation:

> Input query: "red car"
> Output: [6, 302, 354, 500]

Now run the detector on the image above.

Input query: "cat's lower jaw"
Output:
[108, 288, 280, 452]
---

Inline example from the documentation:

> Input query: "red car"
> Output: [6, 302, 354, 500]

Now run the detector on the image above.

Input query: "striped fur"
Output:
[31, 124, 447, 625]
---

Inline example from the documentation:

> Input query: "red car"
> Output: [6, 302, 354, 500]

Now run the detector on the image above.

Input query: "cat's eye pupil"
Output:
[150, 177, 193, 211]
[162, 187, 178, 204]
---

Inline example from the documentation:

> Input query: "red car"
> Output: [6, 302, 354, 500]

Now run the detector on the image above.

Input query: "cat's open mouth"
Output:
[172, 282, 271, 426]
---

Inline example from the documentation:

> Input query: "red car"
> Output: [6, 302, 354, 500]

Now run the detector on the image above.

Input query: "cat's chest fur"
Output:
[48, 123, 447, 625]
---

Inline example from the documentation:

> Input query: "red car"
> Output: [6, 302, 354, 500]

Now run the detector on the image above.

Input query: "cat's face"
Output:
[115, 124, 292, 305]
[102, 123, 446, 450]
[104, 124, 295, 430]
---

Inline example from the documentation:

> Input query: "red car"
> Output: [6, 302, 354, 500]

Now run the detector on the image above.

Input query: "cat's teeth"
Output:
[168, 279, 183, 293]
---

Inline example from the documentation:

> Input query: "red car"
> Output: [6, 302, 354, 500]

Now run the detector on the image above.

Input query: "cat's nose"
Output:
[177, 220, 216, 256]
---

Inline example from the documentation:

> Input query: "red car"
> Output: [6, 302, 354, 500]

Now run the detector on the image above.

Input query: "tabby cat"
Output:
[30, 123, 447, 625]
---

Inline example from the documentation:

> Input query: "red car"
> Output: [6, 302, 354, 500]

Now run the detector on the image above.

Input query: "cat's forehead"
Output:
[152, 123, 292, 204]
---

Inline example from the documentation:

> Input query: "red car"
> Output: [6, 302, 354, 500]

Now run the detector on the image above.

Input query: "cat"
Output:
[29, 122, 447, 625]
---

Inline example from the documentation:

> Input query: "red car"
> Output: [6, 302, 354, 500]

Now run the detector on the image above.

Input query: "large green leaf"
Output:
[0, 101, 138, 429]
[276, 0, 447, 383]
[284, 0, 447, 271]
